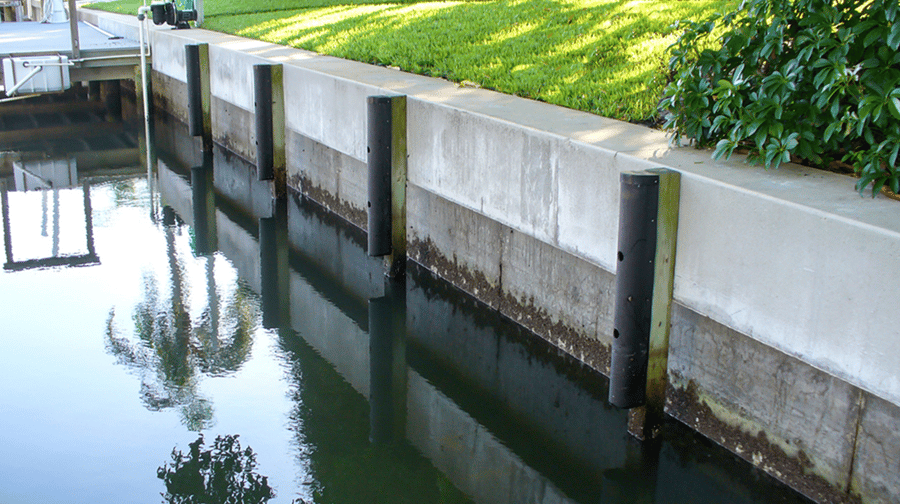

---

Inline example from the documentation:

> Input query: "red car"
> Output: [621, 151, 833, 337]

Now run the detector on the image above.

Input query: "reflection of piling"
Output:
[1, 181, 11, 266]
[366, 95, 407, 278]
[82, 182, 96, 259]
[369, 277, 407, 444]
[253, 64, 285, 197]
[260, 198, 289, 330]
[185, 43, 212, 152]
[191, 152, 217, 255]
[601, 440, 660, 503]
[609, 169, 680, 440]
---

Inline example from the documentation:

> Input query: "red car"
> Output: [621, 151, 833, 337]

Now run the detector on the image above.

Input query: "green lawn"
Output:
[88, 0, 736, 123]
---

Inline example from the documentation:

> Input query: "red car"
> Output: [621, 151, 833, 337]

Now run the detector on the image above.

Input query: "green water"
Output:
[0, 103, 813, 504]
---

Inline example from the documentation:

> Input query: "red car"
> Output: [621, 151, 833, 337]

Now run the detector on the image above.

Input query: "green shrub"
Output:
[661, 0, 900, 196]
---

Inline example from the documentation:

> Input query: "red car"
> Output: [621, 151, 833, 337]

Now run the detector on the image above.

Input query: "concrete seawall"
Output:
[84, 9, 899, 503]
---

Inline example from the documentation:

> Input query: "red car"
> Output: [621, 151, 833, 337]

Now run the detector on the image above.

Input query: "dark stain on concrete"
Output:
[294, 174, 367, 231]
[408, 235, 502, 310]
[409, 235, 611, 378]
[499, 290, 611, 376]
[666, 377, 861, 504]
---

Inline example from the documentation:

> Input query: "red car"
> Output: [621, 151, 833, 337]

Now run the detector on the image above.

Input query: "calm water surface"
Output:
[0, 101, 812, 504]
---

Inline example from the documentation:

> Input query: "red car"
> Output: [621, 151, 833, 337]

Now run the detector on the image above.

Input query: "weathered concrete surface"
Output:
[851, 393, 900, 503]
[211, 145, 274, 220]
[407, 184, 614, 373]
[287, 130, 368, 230]
[407, 183, 504, 309]
[500, 227, 615, 374]
[667, 303, 862, 503]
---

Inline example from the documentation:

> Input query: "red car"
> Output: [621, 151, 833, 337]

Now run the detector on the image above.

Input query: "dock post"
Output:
[67, 0, 80, 61]
[102, 80, 122, 122]
[609, 168, 680, 440]
[366, 95, 407, 278]
[185, 43, 211, 152]
[253, 64, 285, 197]
[88, 81, 101, 102]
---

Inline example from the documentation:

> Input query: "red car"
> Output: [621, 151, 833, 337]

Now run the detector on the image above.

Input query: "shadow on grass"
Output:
[87, 0, 734, 122]
[204, 0, 735, 122]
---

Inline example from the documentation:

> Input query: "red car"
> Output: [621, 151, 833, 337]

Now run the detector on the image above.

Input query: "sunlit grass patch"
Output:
[87, 0, 737, 122]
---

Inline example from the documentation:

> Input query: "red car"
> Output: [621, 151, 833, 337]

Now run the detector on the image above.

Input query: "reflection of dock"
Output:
[1, 175, 98, 271]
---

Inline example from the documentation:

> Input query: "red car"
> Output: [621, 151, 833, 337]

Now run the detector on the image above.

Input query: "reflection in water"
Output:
[0, 101, 812, 504]
[158, 434, 276, 504]
[105, 204, 259, 431]
[1, 178, 99, 270]
[276, 330, 472, 504]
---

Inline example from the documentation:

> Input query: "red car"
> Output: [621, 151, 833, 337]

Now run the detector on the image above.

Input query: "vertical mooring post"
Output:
[185, 43, 211, 152]
[253, 63, 286, 197]
[609, 168, 680, 440]
[366, 95, 407, 278]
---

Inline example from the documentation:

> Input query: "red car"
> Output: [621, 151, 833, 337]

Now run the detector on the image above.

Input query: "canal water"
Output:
[0, 94, 812, 504]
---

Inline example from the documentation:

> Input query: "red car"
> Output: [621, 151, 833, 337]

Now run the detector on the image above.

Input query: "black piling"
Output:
[254, 64, 274, 181]
[609, 172, 660, 410]
[367, 96, 393, 257]
[185, 44, 203, 138]
[609, 169, 681, 441]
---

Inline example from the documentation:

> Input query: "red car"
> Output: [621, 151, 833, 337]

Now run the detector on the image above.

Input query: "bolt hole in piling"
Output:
[614, 329, 620, 339]
[618, 251, 624, 261]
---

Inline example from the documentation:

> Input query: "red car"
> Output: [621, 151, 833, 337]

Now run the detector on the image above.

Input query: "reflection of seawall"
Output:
[407, 370, 577, 504]
[406, 266, 627, 483]
[152, 126, 808, 504]
[151, 132, 595, 503]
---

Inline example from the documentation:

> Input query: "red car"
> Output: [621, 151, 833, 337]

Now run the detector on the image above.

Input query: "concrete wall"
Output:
[83, 9, 900, 503]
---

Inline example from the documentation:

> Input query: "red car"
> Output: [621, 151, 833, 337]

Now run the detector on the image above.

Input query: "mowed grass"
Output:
[88, 0, 736, 123]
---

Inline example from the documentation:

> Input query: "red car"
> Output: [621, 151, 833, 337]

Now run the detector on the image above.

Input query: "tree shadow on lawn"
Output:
[206, 0, 735, 123]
